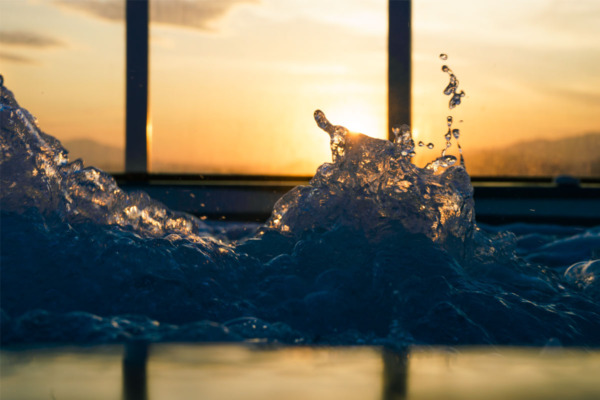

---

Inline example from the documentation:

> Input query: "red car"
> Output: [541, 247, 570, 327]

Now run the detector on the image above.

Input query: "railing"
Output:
[123, 0, 412, 173]
[125, 0, 149, 174]
[120, 1, 599, 226]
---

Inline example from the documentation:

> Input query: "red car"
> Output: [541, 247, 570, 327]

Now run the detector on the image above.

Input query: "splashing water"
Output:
[0, 82, 212, 243]
[442, 64, 466, 109]
[1, 72, 600, 347]
[268, 110, 474, 253]
[423, 58, 466, 172]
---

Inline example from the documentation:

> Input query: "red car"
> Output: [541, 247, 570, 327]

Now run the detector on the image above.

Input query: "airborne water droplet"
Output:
[449, 90, 465, 109]
[418, 141, 425, 147]
[439, 53, 448, 60]
[452, 129, 460, 139]
[427, 143, 434, 149]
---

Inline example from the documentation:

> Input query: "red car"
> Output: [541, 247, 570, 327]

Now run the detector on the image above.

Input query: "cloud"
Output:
[542, 87, 600, 105]
[0, 31, 65, 48]
[0, 51, 37, 64]
[535, 0, 600, 33]
[55, 0, 259, 31]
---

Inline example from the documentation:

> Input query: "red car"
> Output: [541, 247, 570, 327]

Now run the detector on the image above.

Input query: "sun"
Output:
[323, 104, 386, 140]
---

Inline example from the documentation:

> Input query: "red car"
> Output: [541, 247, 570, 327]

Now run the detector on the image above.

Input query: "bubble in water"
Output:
[439, 53, 448, 60]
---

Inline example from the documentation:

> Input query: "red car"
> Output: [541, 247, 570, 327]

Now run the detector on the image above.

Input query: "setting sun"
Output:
[320, 104, 386, 138]
[1, 0, 598, 176]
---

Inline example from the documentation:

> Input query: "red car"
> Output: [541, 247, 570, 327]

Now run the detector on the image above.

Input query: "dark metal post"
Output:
[382, 348, 408, 400]
[125, 0, 149, 174]
[122, 341, 149, 400]
[388, 0, 411, 140]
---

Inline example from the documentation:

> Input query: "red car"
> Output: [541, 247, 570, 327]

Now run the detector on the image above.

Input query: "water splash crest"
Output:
[1, 67, 599, 347]
[0, 80, 213, 244]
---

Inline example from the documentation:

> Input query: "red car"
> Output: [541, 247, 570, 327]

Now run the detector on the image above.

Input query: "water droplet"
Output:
[449, 90, 465, 109]
[443, 75, 458, 96]
[439, 53, 448, 60]
[418, 141, 424, 147]
[452, 129, 460, 139]
[427, 143, 434, 149]
[441, 61, 465, 110]
[442, 155, 457, 167]
[447, 116, 453, 126]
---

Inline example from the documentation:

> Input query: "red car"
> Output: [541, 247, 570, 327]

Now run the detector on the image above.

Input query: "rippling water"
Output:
[1, 74, 599, 347]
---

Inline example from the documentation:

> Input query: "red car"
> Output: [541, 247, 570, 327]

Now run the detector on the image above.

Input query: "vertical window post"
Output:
[125, 0, 149, 175]
[388, 0, 412, 140]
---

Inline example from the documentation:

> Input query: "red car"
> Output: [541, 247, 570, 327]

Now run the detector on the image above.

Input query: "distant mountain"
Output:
[62, 133, 600, 178]
[465, 132, 600, 178]
[62, 139, 124, 172]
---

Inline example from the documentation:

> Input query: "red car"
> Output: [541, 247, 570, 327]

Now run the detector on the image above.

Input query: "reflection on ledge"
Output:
[2, 345, 599, 400]
[123, 341, 148, 400]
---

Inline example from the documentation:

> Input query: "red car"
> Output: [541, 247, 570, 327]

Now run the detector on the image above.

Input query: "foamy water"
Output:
[1, 72, 599, 347]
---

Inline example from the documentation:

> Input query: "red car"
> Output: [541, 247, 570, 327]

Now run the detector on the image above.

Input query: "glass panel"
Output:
[413, 0, 600, 177]
[149, 0, 387, 175]
[0, 0, 125, 172]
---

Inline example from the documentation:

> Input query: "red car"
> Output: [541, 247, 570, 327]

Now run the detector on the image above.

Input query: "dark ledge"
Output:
[113, 174, 600, 226]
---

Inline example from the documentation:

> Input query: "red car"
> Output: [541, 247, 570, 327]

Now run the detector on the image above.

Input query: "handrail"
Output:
[125, 0, 149, 174]
[388, 0, 412, 139]
[122, 1, 412, 170]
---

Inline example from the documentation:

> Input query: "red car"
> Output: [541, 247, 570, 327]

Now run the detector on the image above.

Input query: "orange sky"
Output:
[1, 0, 599, 175]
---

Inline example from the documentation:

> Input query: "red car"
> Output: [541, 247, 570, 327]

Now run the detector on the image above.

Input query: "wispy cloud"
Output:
[0, 51, 37, 64]
[0, 30, 65, 48]
[535, 0, 600, 33]
[541, 86, 600, 105]
[55, 0, 259, 31]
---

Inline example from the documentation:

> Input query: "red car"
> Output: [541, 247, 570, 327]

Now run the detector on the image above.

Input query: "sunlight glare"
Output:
[324, 106, 385, 139]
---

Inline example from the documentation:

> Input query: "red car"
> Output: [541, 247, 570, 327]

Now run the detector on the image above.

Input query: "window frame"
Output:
[119, 0, 599, 226]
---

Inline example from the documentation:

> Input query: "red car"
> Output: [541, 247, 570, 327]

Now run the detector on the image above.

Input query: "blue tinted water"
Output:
[1, 78, 599, 347]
